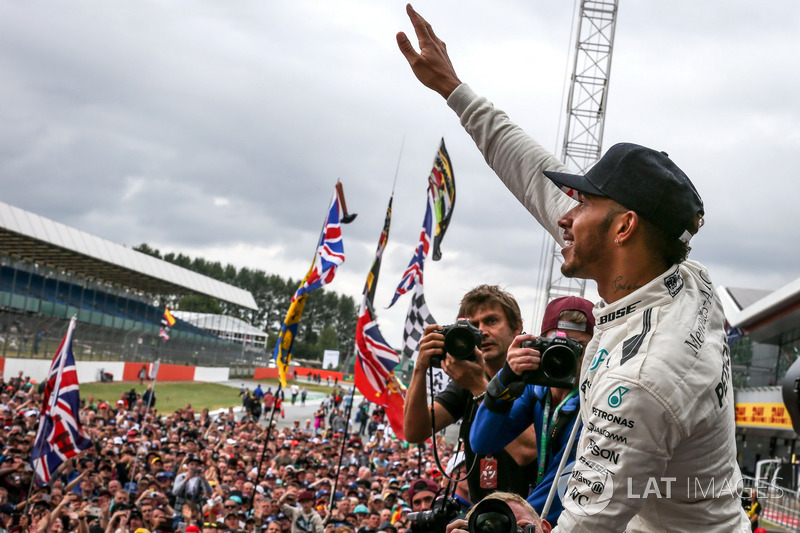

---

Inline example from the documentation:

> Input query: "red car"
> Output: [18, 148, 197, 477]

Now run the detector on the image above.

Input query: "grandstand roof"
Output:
[720, 278, 800, 344]
[172, 311, 267, 339]
[0, 200, 257, 310]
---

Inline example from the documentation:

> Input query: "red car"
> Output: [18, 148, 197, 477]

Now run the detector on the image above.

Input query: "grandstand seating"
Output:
[1, 264, 245, 365]
[0, 265, 215, 338]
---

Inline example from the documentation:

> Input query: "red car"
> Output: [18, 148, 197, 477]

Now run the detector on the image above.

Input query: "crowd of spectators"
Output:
[0, 372, 460, 533]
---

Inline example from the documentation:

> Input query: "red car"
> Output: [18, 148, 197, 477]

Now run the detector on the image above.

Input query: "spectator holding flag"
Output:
[30, 317, 93, 484]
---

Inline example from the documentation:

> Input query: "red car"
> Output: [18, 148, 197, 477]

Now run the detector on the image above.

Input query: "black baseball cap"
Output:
[544, 143, 704, 243]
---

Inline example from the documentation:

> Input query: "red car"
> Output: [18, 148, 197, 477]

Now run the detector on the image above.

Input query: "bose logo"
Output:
[598, 302, 640, 325]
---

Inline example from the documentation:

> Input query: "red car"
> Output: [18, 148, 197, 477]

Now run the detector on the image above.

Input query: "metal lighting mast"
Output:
[537, 0, 619, 325]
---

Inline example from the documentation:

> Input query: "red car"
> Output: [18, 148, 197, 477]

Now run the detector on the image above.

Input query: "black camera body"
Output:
[430, 319, 482, 367]
[520, 334, 583, 389]
[408, 496, 462, 533]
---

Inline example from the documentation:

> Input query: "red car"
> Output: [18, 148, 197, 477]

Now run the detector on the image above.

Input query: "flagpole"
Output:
[391, 135, 406, 194]
[129, 359, 160, 482]
[247, 383, 282, 517]
[328, 386, 356, 518]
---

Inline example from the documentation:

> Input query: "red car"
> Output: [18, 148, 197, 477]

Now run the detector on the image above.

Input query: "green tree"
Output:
[179, 294, 222, 314]
[134, 243, 358, 357]
[318, 326, 339, 351]
[134, 243, 162, 259]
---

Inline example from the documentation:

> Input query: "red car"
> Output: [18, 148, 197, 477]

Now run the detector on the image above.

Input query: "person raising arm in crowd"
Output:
[397, 5, 749, 531]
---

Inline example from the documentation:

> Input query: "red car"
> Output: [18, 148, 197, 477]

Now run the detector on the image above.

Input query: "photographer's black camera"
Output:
[408, 496, 462, 533]
[468, 498, 536, 533]
[431, 319, 482, 367]
[520, 334, 582, 389]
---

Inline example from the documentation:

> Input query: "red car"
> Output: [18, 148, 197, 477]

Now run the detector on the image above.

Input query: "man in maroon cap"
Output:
[279, 488, 323, 533]
[471, 297, 594, 527]
[407, 478, 439, 513]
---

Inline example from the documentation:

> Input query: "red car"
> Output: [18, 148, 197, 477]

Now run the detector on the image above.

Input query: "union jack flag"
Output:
[30, 317, 92, 483]
[355, 197, 398, 397]
[293, 191, 345, 301]
[275, 183, 348, 387]
[354, 196, 405, 438]
[355, 298, 400, 400]
[387, 194, 433, 308]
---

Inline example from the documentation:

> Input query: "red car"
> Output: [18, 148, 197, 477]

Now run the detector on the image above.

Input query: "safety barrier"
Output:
[0, 357, 230, 384]
[743, 475, 800, 531]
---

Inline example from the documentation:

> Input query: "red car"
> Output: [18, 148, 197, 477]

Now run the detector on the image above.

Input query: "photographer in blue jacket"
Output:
[470, 297, 594, 526]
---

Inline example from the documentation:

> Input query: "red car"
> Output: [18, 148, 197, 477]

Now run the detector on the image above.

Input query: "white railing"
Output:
[743, 475, 800, 531]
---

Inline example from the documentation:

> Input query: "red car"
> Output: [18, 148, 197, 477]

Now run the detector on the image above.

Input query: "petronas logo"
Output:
[607, 386, 629, 408]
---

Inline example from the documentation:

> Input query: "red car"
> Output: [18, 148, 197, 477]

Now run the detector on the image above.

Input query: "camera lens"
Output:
[473, 512, 513, 533]
[467, 499, 517, 533]
[444, 328, 477, 359]
[540, 344, 578, 380]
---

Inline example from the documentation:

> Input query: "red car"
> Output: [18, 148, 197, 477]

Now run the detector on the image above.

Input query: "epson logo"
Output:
[598, 301, 640, 325]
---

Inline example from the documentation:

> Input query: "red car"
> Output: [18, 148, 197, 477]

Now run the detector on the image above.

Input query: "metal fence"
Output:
[743, 475, 800, 531]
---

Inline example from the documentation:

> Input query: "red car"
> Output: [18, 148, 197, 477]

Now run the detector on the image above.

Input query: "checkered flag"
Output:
[402, 283, 437, 359]
[403, 284, 450, 396]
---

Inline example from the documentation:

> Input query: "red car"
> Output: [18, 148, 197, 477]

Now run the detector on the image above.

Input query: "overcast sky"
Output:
[1, 1, 798, 346]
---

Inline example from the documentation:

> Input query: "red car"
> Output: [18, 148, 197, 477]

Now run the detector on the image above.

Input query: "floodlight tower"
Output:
[536, 0, 619, 326]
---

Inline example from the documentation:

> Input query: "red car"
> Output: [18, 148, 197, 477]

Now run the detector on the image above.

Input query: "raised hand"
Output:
[396, 4, 462, 98]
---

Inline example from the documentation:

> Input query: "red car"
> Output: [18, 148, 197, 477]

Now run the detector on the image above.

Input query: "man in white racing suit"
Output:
[396, 5, 750, 532]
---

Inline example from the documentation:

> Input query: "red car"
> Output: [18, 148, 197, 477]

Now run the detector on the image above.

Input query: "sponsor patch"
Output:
[598, 301, 640, 325]
[592, 406, 635, 428]
[664, 268, 684, 297]
[589, 349, 608, 371]
[607, 386, 630, 408]
[559, 460, 614, 517]
[586, 421, 628, 444]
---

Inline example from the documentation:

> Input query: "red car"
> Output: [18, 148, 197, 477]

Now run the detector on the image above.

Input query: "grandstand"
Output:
[0, 200, 259, 367]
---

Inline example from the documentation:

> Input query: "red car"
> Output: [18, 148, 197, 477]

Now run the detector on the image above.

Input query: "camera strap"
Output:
[535, 388, 578, 485]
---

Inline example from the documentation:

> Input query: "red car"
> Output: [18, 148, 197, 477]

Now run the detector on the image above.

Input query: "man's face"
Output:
[338, 499, 352, 513]
[225, 514, 239, 528]
[466, 304, 518, 365]
[558, 193, 620, 281]
[368, 514, 380, 528]
[152, 508, 166, 523]
[411, 490, 435, 512]
[141, 505, 153, 521]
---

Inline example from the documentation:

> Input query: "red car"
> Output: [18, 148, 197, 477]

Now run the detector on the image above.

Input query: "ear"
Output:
[540, 518, 552, 533]
[613, 210, 639, 246]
